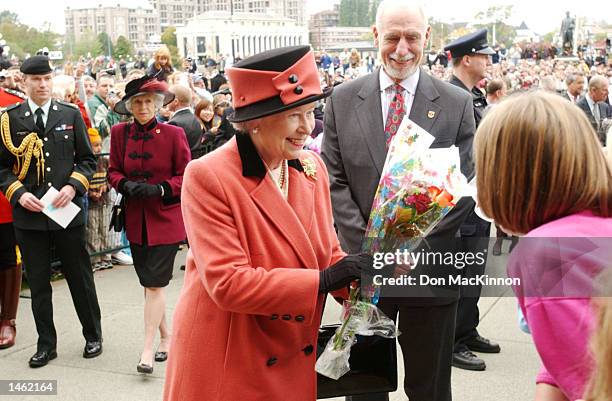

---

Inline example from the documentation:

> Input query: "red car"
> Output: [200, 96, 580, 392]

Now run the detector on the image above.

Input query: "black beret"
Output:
[20, 55, 53, 75]
[444, 29, 495, 59]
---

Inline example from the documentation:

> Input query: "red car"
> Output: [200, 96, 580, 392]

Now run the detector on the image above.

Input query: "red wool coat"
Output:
[163, 135, 347, 401]
[108, 120, 191, 245]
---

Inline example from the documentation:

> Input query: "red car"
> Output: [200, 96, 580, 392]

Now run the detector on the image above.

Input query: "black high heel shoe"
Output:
[137, 362, 153, 374]
[154, 351, 167, 362]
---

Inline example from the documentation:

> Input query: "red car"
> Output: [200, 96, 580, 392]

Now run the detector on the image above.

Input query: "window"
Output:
[197, 37, 206, 53]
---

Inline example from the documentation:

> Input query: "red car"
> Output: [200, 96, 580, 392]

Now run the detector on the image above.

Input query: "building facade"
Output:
[149, 0, 196, 29]
[65, 6, 159, 51]
[151, 0, 306, 27]
[176, 11, 308, 60]
[308, 6, 371, 51]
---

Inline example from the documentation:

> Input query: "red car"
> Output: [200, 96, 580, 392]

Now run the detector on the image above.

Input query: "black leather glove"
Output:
[132, 183, 162, 198]
[319, 253, 373, 293]
[121, 180, 140, 197]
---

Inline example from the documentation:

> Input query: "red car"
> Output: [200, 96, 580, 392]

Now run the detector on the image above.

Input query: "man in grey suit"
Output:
[322, 1, 476, 400]
[576, 75, 611, 146]
[168, 84, 203, 159]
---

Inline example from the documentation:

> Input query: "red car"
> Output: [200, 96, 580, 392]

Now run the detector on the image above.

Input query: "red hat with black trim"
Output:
[113, 74, 175, 115]
[226, 45, 331, 123]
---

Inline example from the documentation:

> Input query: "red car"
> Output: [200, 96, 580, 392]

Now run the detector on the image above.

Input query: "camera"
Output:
[100, 68, 116, 76]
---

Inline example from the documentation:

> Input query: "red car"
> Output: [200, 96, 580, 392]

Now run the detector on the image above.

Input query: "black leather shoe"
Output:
[83, 340, 103, 358]
[29, 350, 57, 368]
[154, 352, 168, 362]
[465, 335, 501, 353]
[452, 350, 486, 371]
[137, 363, 153, 374]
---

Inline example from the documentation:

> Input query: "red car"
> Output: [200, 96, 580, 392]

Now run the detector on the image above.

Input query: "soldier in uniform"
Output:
[444, 29, 501, 371]
[0, 55, 103, 368]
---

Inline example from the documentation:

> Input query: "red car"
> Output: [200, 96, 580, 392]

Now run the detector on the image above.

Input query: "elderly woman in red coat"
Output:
[163, 46, 372, 401]
[108, 76, 190, 374]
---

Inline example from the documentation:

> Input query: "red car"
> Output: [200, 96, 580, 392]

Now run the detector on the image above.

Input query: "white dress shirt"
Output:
[379, 67, 420, 128]
[27, 98, 52, 127]
[585, 93, 601, 128]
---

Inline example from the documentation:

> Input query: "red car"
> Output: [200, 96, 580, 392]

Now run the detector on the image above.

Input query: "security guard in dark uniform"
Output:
[444, 29, 501, 371]
[0, 55, 103, 368]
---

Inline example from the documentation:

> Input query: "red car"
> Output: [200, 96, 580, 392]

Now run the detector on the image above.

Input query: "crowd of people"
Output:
[1, 0, 612, 400]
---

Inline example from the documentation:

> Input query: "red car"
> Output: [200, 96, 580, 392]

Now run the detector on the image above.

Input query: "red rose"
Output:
[406, 193, 431, 214]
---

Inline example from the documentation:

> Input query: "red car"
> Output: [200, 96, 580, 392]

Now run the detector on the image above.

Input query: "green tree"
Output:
[339, 0, 371, 27]
[161, 26, 178, 47]
[474, 5, 515, 46]
[0, 15, 60, 59]
[542, 31, 557, 44]
[113, 35, 133, 59]
[339, 0, 352, 26]
[161, 26, 181, 66]
[97, 32, 113, 57]
[428, 17, 454, 49]
[367, 0, 382, 26]
[0, 10, 19, 24]
[68, 30, 100, 58]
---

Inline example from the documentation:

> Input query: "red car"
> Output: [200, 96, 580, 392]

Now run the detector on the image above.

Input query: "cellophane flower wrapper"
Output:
[315, 297, 399, 380]
[316, 119, 468, 380]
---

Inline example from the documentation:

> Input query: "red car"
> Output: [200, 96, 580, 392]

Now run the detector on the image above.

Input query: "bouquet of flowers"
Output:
[316, 119, 468, 380]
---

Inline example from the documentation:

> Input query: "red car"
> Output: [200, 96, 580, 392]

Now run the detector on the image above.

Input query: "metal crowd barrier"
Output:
[50, 142, 218, 270]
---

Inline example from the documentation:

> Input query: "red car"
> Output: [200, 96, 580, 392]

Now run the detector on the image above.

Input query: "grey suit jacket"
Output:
[576, 96, 611, 145]
[322, 68, 476, 254]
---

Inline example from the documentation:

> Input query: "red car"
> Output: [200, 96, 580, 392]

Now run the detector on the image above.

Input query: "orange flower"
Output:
[434, 189, 454, 207]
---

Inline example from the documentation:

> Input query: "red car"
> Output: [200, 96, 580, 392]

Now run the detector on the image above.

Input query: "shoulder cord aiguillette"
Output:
[1, 112, 45, 184]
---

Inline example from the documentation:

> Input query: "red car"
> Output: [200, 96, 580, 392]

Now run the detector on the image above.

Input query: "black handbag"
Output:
[108, 123, 130, 232]
[108, 195, 125, 232]
[316, 324, 398, 399]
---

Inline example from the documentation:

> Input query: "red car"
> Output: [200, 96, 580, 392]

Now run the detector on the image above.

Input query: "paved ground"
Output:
[0, 246, 539, 401]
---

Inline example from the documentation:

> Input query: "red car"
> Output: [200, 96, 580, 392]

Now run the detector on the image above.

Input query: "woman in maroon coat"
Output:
[108, 76, 190, 374]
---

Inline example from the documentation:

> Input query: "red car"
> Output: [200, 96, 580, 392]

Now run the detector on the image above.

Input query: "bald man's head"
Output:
[170, 84, 192, 107]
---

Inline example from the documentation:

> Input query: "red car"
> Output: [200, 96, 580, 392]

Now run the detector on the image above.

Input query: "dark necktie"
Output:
[35, 108, 45, 133]
[384, 84, 406, 148]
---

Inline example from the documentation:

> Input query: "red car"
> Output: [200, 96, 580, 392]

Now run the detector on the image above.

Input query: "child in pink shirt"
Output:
[473, 91, 612, 401]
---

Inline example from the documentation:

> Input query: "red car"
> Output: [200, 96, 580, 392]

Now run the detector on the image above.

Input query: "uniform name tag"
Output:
[16, 131, 29, 136]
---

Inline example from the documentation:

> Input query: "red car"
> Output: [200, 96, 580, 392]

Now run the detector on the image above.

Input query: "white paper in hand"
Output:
[40, 187, 81, 229]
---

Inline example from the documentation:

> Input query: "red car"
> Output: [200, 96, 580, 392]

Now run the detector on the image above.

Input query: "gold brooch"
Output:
[300, 157, 317, 181]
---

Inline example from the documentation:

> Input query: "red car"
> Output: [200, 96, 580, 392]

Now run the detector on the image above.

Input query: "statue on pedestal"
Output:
[560, 11, 575, 55]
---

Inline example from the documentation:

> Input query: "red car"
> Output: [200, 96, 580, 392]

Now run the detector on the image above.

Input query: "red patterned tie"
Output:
[384, 84, 406, 147]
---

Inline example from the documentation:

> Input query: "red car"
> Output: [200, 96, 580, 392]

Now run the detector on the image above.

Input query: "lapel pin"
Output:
[155, 129, 161, 134]
[52, 105, 58, 111]
[25, 111, 30, 117]
[427, 111, 436, 119]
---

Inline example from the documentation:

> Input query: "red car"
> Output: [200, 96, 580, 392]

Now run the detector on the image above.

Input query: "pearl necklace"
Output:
[267, 160, 288, 198]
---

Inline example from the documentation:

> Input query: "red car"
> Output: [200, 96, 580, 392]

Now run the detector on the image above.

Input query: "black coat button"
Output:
[266, 357, 277, 366]
[270, 314, 279, 320]
[302, 345, 314, 355]
[282, 314, 291, 321]
[288, 74, 298, 84]
[294, 86, 303, 95]
[295, 315, 305, 322]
